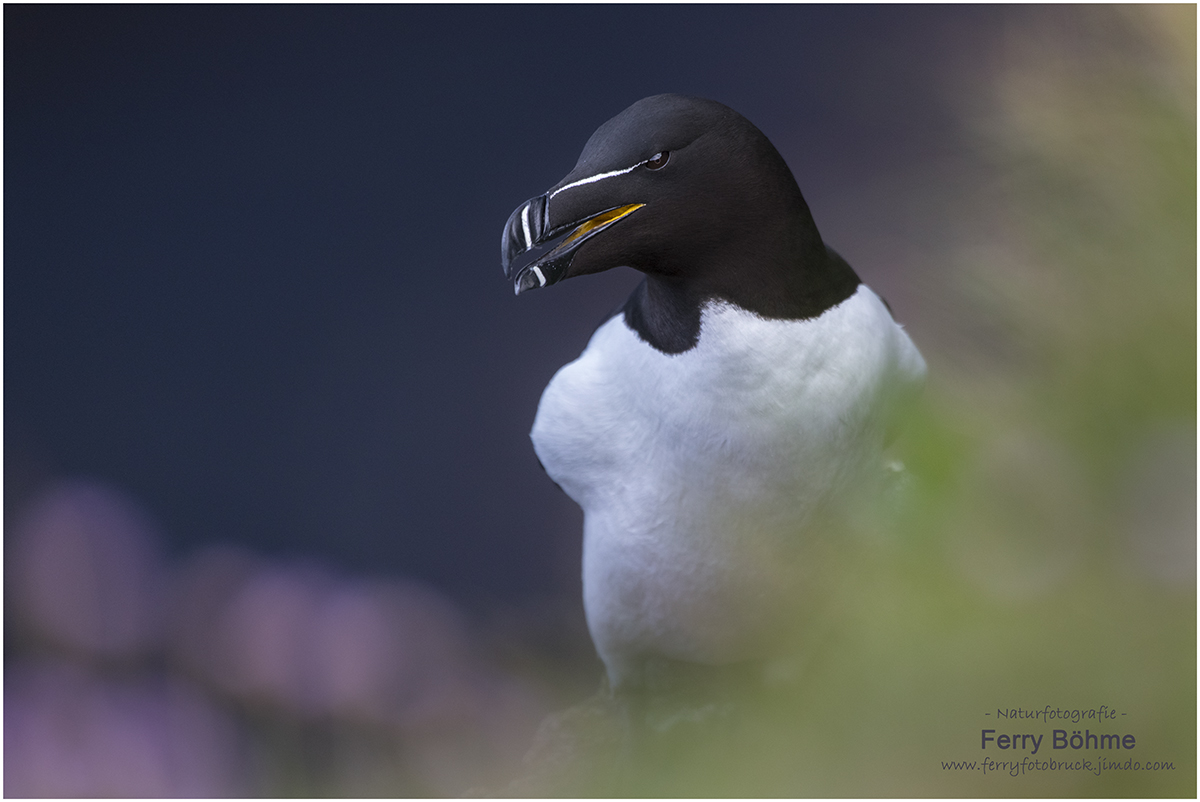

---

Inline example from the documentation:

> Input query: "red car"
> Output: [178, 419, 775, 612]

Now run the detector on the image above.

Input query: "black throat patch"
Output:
[621, 246, 862, 355]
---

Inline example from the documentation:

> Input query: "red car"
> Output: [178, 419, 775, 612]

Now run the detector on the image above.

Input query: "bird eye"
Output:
[644, 151, 670, 171]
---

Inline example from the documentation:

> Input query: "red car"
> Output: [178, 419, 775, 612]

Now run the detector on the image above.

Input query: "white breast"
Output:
[531, 284, 925, 687]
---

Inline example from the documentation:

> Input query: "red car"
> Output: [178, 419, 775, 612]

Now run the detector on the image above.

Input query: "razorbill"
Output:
[502, 94, 926, 692]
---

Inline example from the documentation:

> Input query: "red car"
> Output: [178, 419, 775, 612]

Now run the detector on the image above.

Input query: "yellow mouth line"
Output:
[560, 203, 645, 247]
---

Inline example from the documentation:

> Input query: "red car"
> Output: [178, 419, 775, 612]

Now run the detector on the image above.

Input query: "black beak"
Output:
[502, 194, 644, 295]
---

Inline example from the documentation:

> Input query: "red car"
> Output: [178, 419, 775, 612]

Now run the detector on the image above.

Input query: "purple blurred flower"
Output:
[308, 579, 474, 726]
[4, 659, 252, 797]
[165, 543, 262, 691]
[168, 550, 496, 728]
[213, 562, 334, 713]
[10, 479, 166, 660]
[4, 477, 559, 797]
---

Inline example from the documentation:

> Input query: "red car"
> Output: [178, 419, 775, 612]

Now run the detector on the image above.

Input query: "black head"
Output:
[501, 94, 859, 352]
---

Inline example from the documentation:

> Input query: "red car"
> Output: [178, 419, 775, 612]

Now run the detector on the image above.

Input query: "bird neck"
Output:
[623, 204, 861, 355]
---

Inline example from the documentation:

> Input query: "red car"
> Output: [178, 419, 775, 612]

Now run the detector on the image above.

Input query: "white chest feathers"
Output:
[530, 285, 926, 687]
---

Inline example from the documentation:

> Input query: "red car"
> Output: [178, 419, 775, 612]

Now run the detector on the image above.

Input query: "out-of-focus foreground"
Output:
[4, 477, 584, 796]
[5, 6, 1195, 797]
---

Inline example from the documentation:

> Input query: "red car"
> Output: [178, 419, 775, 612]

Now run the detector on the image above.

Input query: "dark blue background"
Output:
[5, 5, 1010, 601]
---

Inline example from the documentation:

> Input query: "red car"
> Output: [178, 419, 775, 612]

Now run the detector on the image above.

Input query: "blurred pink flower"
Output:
[402, 672, 551, 796]
[169, 548, 494, 728]
[5, 482, 557, 797]
[214, 563, 334, 712]
[308, 579, 474, 726]
[10, 479, 166, 660]
[166, 544, 263, 692]
[4, 659, 252, 797]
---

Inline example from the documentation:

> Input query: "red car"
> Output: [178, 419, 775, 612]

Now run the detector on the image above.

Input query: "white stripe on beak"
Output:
[549, 161, 643, 200]
[520, 203, 533, 250]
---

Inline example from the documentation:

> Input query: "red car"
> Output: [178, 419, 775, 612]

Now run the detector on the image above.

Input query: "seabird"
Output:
[502, 94, 926, 693]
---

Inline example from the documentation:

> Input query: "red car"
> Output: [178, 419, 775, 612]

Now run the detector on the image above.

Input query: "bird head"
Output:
[501, 94, 825, 297]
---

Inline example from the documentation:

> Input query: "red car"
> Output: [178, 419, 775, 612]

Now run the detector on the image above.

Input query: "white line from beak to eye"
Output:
[548, 160, 644, 200]
[520, 204, 533, 250]
[531, 265, 547, 287]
